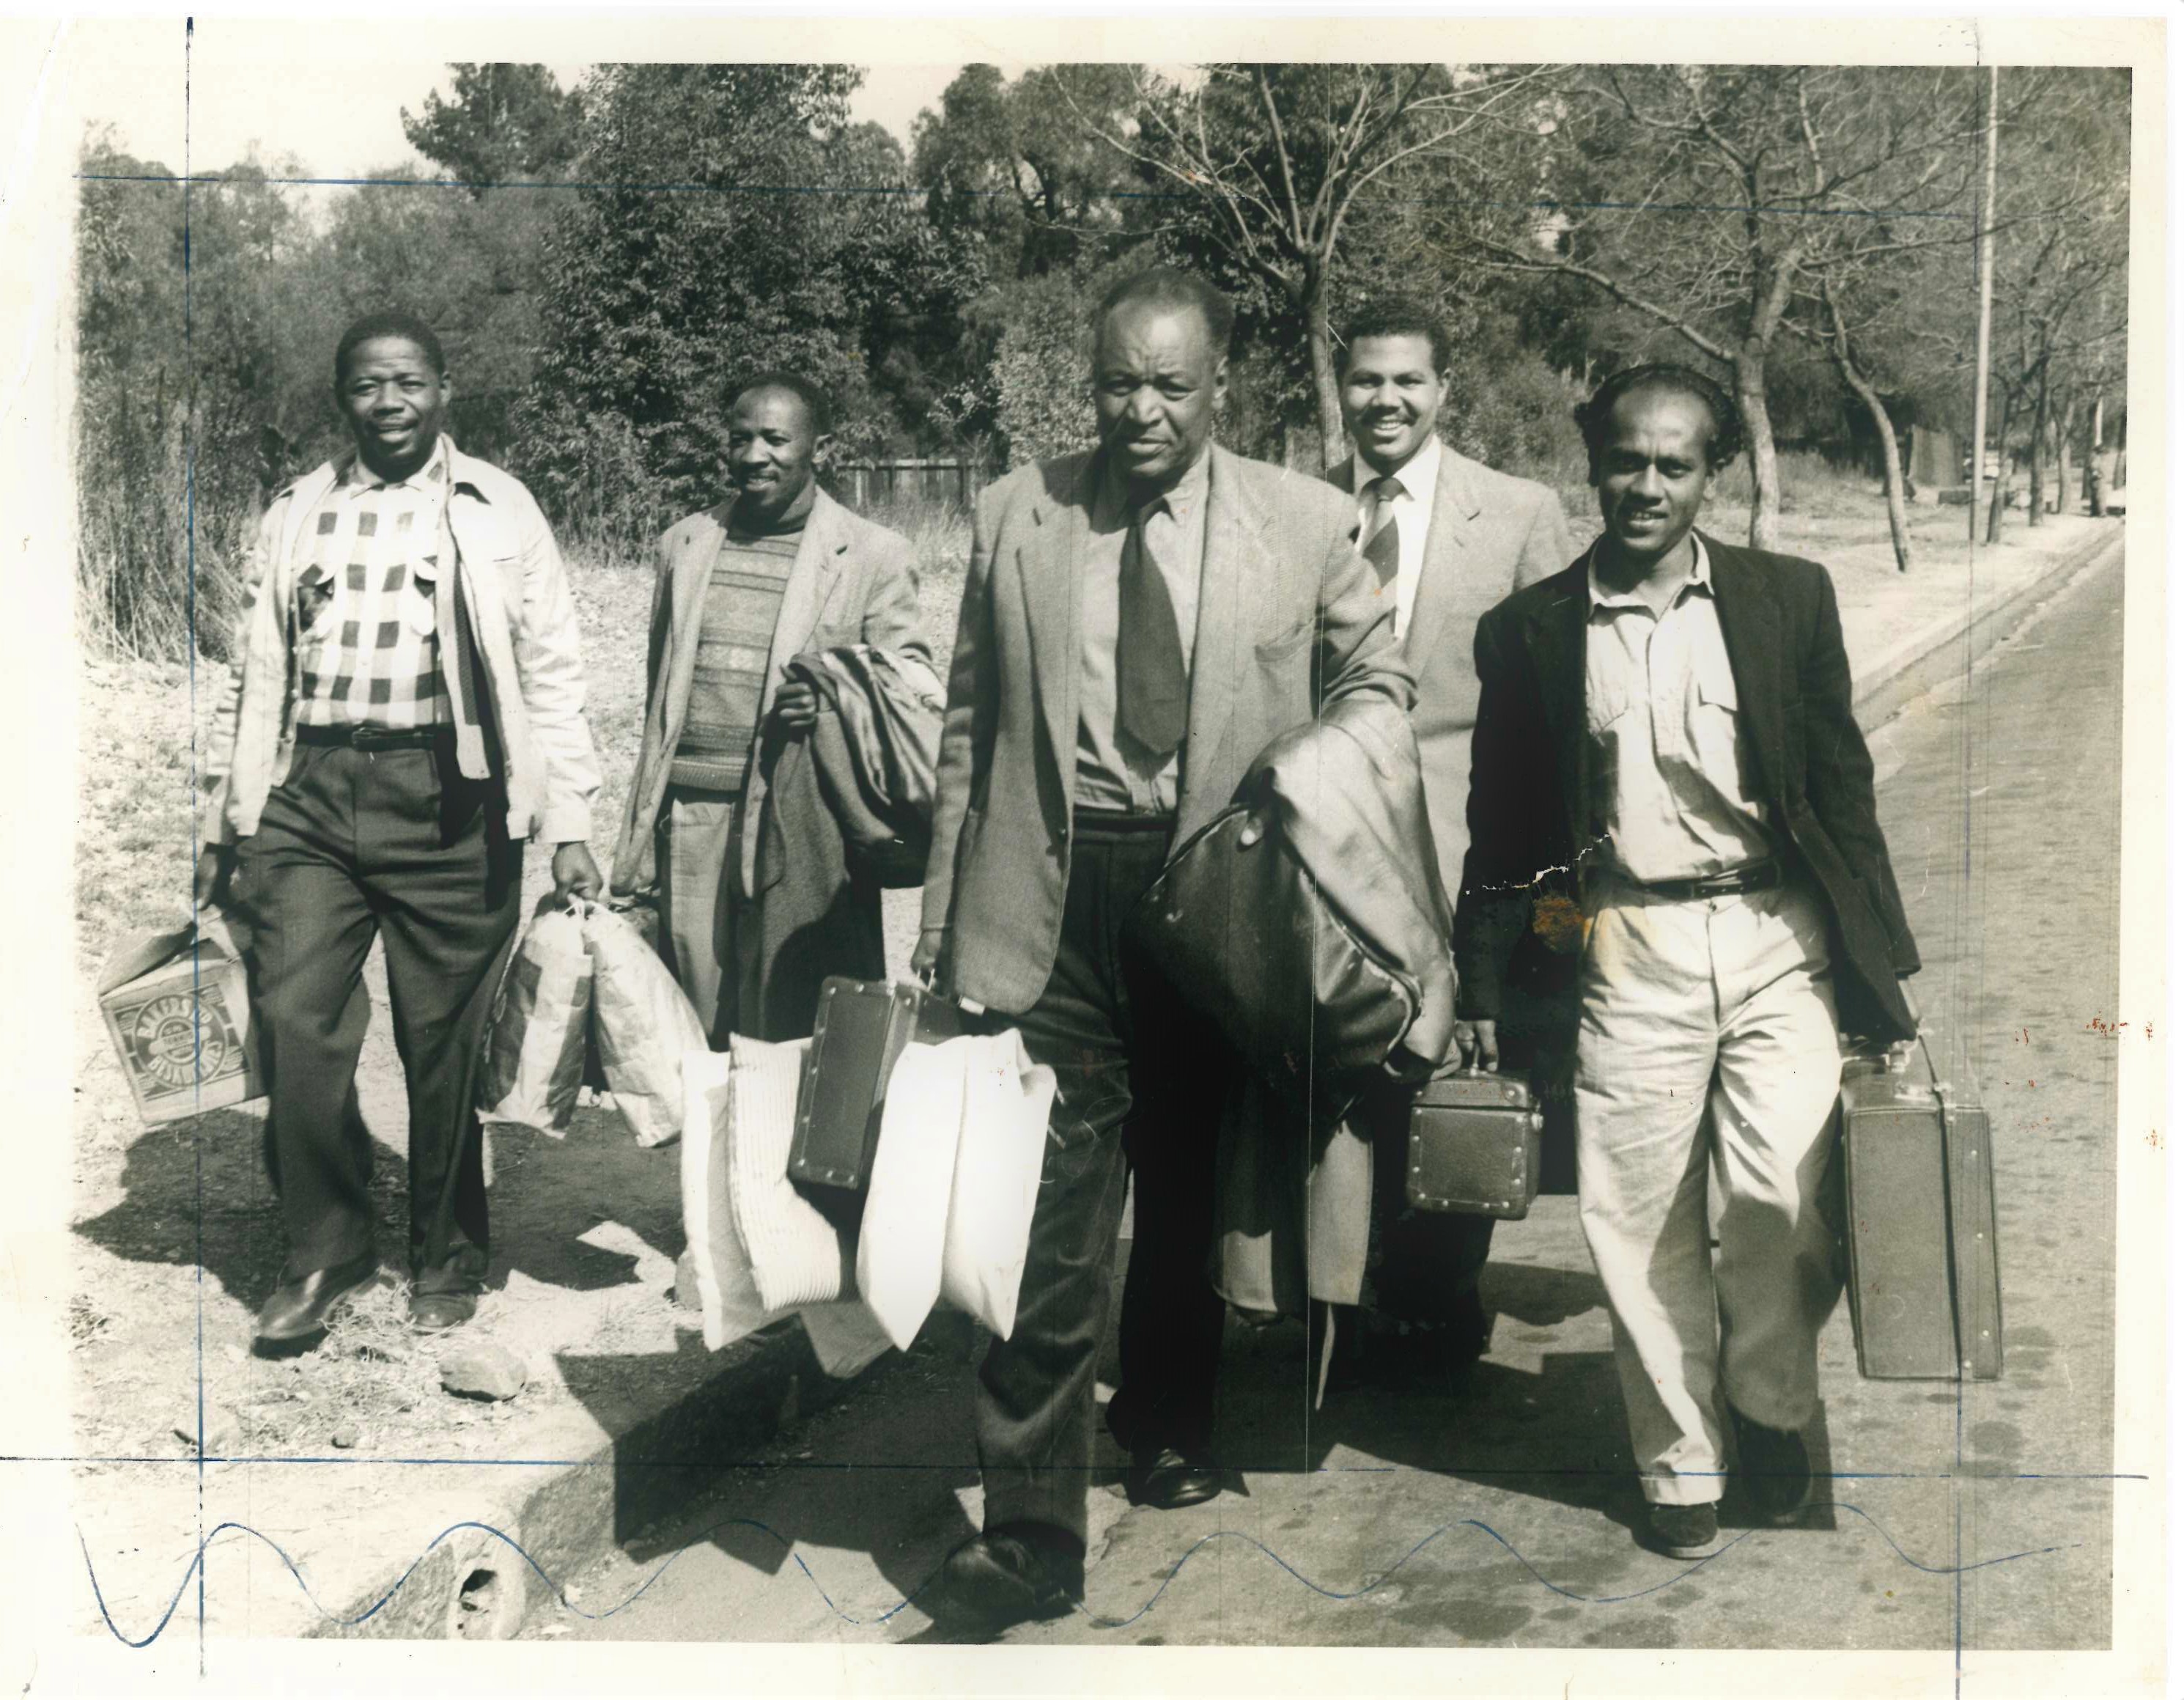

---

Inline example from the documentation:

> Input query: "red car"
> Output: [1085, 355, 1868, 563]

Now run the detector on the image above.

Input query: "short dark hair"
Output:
[1574, 364, 1745, 476]
[1335, 297, 1450, 375]
[1092, 266, 1236, 358]
[333, 311, 446, 384]
[727, 369, 833, 438]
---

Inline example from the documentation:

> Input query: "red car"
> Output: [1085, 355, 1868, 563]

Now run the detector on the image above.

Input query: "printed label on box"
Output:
[112, 986, 248, 1101]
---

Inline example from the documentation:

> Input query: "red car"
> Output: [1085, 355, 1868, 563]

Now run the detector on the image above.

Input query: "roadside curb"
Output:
[314, 1316, 888, 1641]
[1851, 522, 2123, 731]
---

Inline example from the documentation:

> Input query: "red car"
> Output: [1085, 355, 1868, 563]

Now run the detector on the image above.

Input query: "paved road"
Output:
[528, 542, 2126, 1653]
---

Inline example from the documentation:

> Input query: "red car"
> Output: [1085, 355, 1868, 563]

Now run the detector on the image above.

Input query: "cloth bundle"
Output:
[679, 1038, 890, 1377]
[679, 1028, 1055, 1362]
[856, 1031, 1056, 1350]
[478, 901, 594, 1135]
[586, 902, 708, 1148]
[477, 900, 707, 1149]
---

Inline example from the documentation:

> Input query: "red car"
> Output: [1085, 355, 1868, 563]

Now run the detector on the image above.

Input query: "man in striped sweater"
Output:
[608, 373, 931, 1040]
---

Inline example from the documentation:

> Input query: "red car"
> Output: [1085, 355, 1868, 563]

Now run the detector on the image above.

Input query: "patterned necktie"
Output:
[1117, 498, 1189, 759]
[1362, 474, 1403, 586]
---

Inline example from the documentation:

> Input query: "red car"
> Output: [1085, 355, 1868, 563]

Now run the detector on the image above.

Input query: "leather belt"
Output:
[1636, 858, 1782, 902]
[295, 723, 445, 751]
[1071, 806, 1175, 836]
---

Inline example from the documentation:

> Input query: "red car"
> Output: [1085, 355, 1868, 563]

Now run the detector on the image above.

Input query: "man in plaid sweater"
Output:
[196, 309, 602, 1348]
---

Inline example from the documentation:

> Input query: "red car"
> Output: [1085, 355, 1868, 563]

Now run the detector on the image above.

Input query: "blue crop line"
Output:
[79, 1504, 2076, 1646]
[71, 171, 1970, 222]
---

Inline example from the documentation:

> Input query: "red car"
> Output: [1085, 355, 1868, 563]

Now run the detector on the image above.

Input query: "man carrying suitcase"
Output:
[1321, 295, 1572, 1387]
[1451, 365, 1921, 1559]
[913, 266, 1411, 1630]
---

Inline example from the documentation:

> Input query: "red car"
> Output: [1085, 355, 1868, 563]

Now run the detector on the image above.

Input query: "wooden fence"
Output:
[831, 457, 990, 513]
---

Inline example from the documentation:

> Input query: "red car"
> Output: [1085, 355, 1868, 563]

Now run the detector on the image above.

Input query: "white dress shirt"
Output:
[1351, 432, 1444, 642]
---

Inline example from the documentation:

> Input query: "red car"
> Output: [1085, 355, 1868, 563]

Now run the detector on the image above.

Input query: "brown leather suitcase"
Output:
[1839, 1038, 2003, 1380]
[789, 976, 962, 1196]
[1406, 1067, 1544, 1219]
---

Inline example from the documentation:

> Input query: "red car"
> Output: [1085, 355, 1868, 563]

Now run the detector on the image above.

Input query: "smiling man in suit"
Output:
[914, 267, 1412, 1631]
[1453, 364, 1920, 1560]
[1324, 297, 1574, 1386]
[608, 371, 929, 1042]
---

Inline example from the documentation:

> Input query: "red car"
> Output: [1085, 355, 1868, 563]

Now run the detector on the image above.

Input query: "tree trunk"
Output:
[1984, 393, 2016, 544]
[1822, 328, 1913, 571]
[2087, 395, 2107, 518]
[2026, 367, 2048, 527]
[2054, 405, 2073, 517]
[1302, 264, 1345, 468]
[1733, 348, 1780, 551]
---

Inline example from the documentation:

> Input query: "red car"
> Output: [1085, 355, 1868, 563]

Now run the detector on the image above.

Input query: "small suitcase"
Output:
[1406, 1067, 1545, 1219]
[789, 977, 962, 1196]
[1839, 1036, 2003, 1380]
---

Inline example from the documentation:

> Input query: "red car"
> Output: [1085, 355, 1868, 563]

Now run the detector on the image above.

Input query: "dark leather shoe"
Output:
[407, 1289, 479, 1333]
[934, 1530, 1080, 1633]
[1731, 1405, 1812, 1523]
[1642, 1501, 1721, 1560]
[1124, 1445, 1227, 1510]
[254, 1254, 378, 1346]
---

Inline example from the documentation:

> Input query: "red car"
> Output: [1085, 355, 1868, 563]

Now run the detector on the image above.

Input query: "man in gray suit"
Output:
[915, 268, 1412, 1630]
[1323, 298, 1574, 1386]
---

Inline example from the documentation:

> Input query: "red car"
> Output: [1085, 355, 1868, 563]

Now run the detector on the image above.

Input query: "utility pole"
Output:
[1969, 63, 1999, 544]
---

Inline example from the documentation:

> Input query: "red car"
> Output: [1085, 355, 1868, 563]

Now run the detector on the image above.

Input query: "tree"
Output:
[1069, 62, 1548, 464]
[77, 136, 309, 657]
[400, 63, 584, 186]
[514, 65, 976, 551]
[1461, 65, 1990, 550]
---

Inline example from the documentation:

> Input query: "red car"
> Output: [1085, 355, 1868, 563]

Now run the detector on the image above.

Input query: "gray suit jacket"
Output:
[608, 485, 929, 899]
[1327, 446, 1573, 907]
[923, 444, 1415, 1016]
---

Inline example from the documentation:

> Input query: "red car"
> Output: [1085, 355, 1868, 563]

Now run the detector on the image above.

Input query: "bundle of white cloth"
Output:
[679, 1029, 1055, 1375]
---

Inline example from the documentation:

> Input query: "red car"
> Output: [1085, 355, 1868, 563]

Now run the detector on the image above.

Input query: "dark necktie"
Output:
[1117, 498, 1189, 759]
[1362, 474, 1403, 585]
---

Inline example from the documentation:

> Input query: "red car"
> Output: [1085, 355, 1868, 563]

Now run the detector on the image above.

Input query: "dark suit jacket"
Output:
[608, 486, 929, 900]
[922, 444, 1415, 1016]
[1326, 447, 1574, 907]
[1453, 531, 1921, 1045]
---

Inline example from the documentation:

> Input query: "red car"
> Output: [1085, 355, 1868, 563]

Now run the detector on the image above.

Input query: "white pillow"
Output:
[725, 1034, 852, 1311]
[940, 1031, 1056, 1340]
[855, 1040, 968, 1350]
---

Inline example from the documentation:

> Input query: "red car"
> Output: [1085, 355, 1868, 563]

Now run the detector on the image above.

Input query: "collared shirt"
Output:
[1351, 432, 1443, 642]
[1584, 533, 1774, 883]
[1073, 446, 1211, 815]
[293, 435, 453, 729]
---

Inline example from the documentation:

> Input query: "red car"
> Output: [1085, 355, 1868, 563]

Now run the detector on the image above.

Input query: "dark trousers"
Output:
[974, 817, 1229, 1548]
[239, 737, 523, 1290]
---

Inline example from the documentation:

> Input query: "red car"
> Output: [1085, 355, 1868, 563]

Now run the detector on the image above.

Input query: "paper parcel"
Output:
[97, 918, 264, 1124]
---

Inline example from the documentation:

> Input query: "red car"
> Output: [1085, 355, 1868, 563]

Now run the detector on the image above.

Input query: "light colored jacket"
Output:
[1327, 447, 1573, 907]
[202, 441, 601, 847]
[607, 485, 929, 899]
[921, 444, 1414, 1017]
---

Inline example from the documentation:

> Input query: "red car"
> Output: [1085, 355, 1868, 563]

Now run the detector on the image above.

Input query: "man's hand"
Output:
[1453, 1018, 1499, 1072]
[772, 679, 819, 732]
[194, 845, 235, 910]
[910, 927, 945, 986]
[550, 843, 603, 905]
[1898, 974, 1922, 1029]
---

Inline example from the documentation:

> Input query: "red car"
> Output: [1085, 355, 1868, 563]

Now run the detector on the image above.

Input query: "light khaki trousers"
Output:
[1574, 876, 1844, 1506]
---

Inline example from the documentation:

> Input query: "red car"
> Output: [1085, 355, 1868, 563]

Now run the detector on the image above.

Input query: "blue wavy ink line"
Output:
[79, 1502, 2078, 1645]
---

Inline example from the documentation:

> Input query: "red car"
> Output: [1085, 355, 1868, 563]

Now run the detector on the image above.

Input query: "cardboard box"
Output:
[97, 915, 264, 1125]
